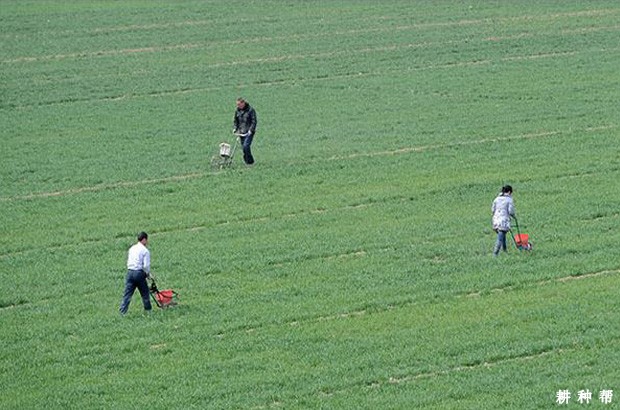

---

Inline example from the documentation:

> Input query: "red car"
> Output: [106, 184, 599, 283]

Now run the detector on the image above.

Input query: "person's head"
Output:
[501, 185, 513, 195]
[137, 231, 148, 245]
[236, 98, 247, 110]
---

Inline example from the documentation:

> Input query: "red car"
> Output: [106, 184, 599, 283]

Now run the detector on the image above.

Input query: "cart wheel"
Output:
[210, 155, 224, 171]
[222, 156, 233, 169]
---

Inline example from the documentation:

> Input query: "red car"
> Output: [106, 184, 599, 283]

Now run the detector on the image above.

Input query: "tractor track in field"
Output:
[4, 266, 619, 331]
[464, 268, 620, 298]
[248, 267, 620, 408]
[0, 125, 615, 259]
[0, 196, 394, 260]
[3, 40, 619, 111]
[2, 8, 616, 41]
[282, 268, 620, 331]
[10, 22, 617, 66]
[3, 24, 620, 111]
[302, 340, 604, 406]
[0, 172, 206, 202]
[3, 265, 618, 402]
[0, 123, 615, 205]
[2, 8, 618, 65]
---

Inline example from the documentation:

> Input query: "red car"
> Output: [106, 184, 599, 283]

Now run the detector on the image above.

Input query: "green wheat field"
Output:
[1, 1, 619, 408]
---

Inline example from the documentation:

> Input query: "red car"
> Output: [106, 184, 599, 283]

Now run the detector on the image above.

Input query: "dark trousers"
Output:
[120, 269, 152, 314]
[240, 134, 255, 164]
[493, 230, 508, 256]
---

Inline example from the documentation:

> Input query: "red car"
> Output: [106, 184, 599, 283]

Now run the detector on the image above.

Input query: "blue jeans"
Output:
[240, 134, 254, 164]
[120, 270, 152, 314]
[493, 230, 507, 256]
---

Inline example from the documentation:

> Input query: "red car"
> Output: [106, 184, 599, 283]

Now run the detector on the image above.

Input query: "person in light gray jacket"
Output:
[491, 185, 515, 256]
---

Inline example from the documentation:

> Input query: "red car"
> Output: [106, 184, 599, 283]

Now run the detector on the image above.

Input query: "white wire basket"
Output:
[219, 142, 231, 157]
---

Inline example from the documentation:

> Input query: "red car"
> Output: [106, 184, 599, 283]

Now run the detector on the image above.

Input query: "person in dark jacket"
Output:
[233, 98, 258, 165]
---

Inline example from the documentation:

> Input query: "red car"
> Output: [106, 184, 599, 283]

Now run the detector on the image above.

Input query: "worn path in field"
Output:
[4, 22, 619, 66]
[248, 267, 620, 408]
[0, 124, 614, 204]
[3, 8, 618, 64]
[4, 265, 620, 408]
[3, 26, 619, 109]
[2, 7, 619, 112]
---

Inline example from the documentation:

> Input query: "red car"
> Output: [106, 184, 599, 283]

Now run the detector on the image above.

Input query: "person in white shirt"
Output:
[119, 232, 152, 314]
[491, 185, 516, 256]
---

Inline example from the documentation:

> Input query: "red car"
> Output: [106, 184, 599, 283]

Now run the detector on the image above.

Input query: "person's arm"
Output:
[143, 249, 151, 275]
[233, 111, 239, 133]
[508, 198, 516, 217]
[248, 108, 257, 134]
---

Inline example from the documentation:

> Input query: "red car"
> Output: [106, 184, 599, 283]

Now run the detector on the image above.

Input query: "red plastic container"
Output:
[156, 290, 177, 307]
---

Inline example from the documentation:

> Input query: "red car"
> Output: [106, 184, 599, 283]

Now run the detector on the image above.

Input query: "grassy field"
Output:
[1, 1, 620, 408]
